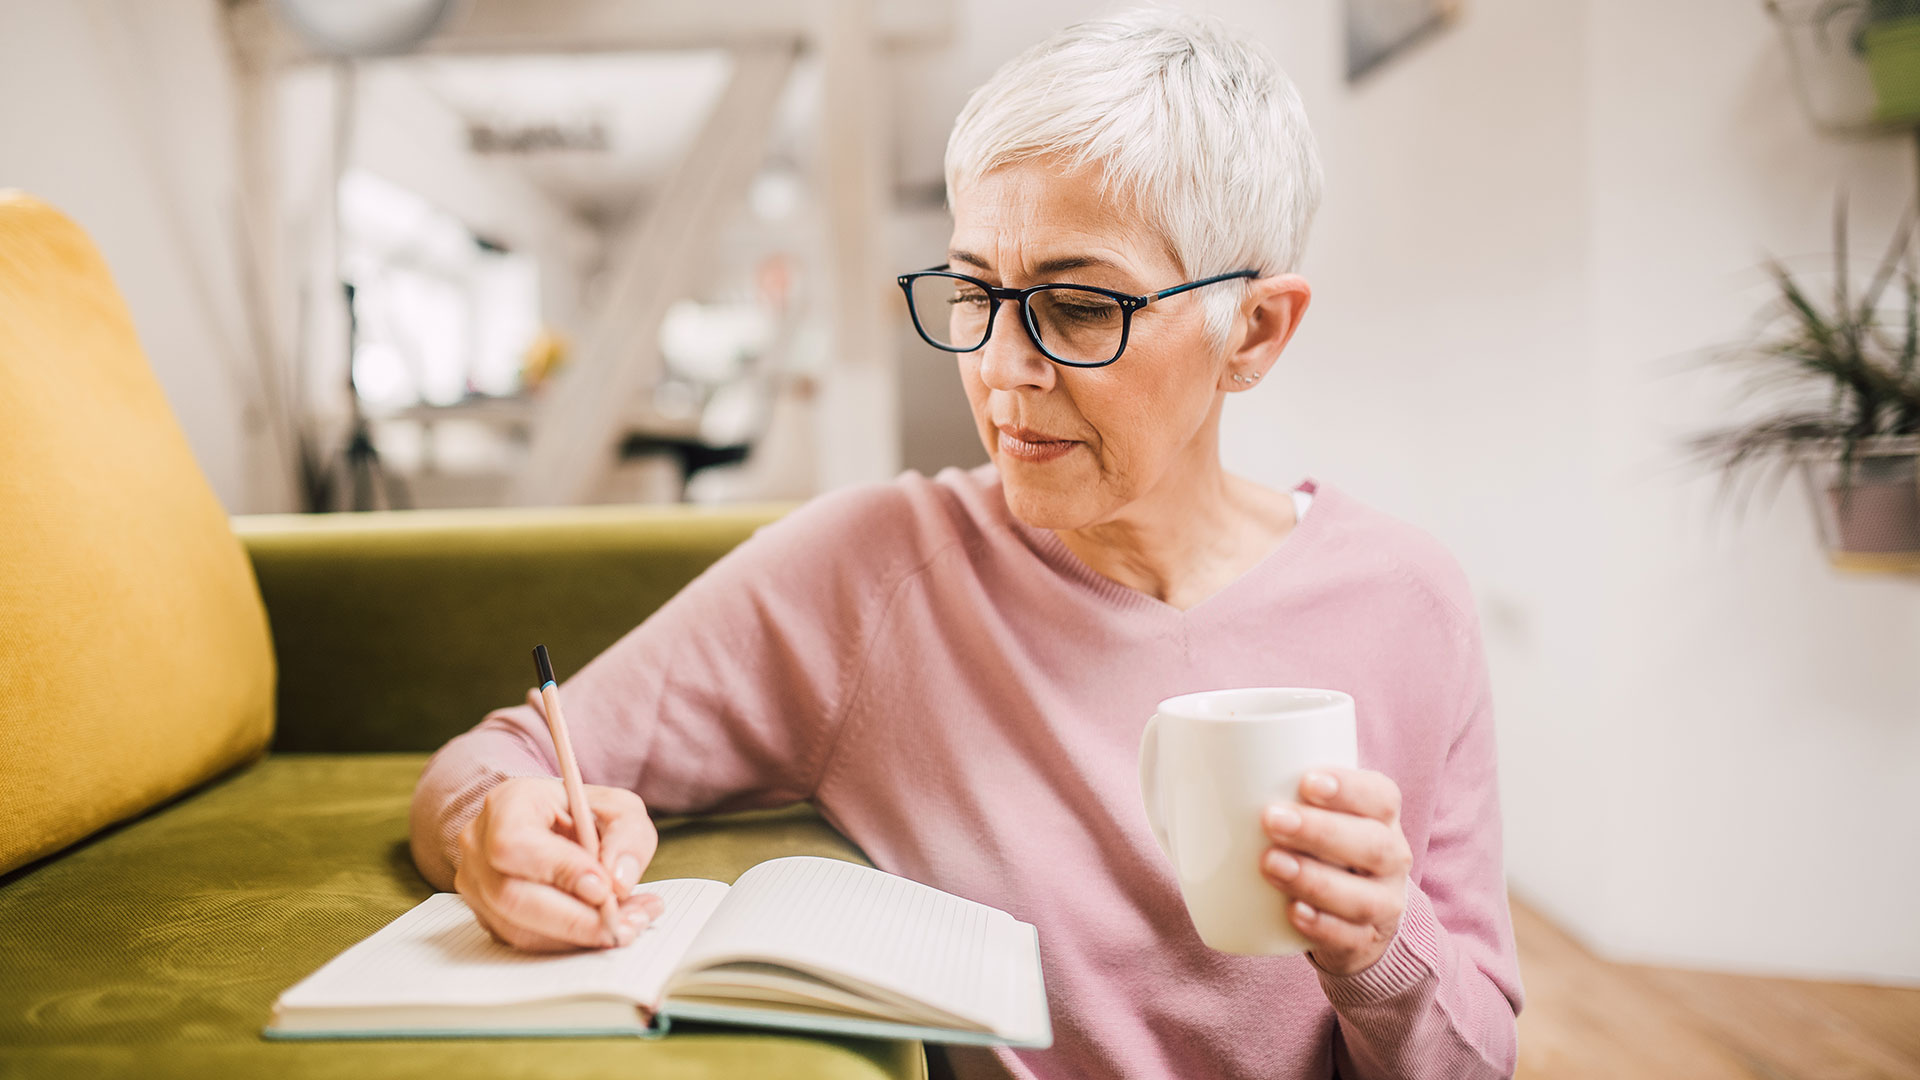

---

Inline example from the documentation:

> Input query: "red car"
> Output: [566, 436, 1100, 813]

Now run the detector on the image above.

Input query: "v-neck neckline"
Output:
[1002, 477, 1332, 620]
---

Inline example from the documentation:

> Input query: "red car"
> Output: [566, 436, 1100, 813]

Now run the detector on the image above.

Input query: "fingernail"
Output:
[1265, 805, 1302, 834]
[614, 855, 640, 891]
[577, 873, 608, 904]
[1266, 849, 1300, 880]
[1304, 772, 1338, 800]
[1293, 900, 1317, 922]
[624, 909, 652, 932]
[614, 922, 637, 946]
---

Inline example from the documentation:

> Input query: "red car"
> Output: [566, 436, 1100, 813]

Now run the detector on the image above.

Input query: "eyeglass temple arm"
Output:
[1146, 269, 1260, 304]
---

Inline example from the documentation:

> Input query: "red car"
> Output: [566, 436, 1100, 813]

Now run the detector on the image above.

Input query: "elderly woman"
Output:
[411, 9, 1522, 1079]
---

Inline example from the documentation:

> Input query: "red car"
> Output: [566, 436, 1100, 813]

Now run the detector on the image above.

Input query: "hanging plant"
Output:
[1690, 199, 1920, 559]
[1863, 0, 1920, 121]
[1810, 0, 1920, 121]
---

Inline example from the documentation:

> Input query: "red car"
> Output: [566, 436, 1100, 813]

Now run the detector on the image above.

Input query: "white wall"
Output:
[0, 0, 278, 511]
[1580, 0, 1920, 982]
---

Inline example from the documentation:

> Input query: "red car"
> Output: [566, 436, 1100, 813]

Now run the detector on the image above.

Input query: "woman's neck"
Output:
[1053, 451, 1297, 611]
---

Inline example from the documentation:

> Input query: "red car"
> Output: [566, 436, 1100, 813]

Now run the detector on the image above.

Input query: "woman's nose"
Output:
[976, 302, 1056, 392]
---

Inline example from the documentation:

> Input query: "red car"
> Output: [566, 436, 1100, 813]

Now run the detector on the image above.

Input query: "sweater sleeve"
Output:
[408, 485, 911, 890]
[1311, 628, 1525, 1079]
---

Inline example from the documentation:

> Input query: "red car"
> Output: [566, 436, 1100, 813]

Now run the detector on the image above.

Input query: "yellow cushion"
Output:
[0, 192, 275, 875]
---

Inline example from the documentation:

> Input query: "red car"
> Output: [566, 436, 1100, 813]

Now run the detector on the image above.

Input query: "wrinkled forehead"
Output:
[946, 159, 1183, 286]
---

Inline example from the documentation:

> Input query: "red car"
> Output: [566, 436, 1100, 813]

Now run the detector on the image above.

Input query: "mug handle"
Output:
[1138, 714, 1173, 860]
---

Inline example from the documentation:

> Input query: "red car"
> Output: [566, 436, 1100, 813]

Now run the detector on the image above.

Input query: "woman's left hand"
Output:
[1260, 767, 1412, 976]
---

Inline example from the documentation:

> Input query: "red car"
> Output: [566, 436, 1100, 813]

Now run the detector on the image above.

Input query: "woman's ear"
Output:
[1231, 274, 1312, 374]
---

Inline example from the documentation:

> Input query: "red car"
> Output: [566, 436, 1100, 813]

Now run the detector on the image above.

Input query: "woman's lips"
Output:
[996, 425, 1078, 463]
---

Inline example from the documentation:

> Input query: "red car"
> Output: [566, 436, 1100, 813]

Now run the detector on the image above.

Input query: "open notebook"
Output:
[266, 856, 1051, 1048]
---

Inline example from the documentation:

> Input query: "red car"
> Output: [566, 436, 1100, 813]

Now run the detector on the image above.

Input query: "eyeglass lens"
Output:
[909, 276, 1126, 365]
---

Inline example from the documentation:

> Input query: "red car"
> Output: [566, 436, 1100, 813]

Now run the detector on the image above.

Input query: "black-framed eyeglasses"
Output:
[895, 265, 1258, 368]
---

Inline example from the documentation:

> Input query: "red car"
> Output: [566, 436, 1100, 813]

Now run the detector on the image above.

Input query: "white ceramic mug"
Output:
[1139, 687, 1358, 955]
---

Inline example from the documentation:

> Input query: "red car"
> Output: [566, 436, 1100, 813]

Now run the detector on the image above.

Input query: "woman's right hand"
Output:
[454, 776, 665, 952]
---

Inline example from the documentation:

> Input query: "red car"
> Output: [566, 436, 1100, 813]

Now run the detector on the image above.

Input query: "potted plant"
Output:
[1812, 0, 1920, 122]
[1691, 201, 1920, 563]
[1863, 0, 1920, 122]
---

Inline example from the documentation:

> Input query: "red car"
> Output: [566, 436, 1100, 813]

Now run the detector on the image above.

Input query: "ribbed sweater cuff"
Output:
[415, 727, 561, 882]
[1311, 883, 1442, 1006]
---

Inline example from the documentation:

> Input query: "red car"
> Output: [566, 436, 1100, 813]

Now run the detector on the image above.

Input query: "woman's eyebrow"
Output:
[946, 250, 1126, 276]
[1031, 254, 1121, 275]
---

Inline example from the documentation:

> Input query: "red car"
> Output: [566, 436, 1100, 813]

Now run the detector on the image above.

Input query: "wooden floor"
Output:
[1513, 896, 1920, 1079]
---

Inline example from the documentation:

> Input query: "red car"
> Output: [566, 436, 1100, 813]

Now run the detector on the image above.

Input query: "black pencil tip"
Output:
[532, 644, 555, 686]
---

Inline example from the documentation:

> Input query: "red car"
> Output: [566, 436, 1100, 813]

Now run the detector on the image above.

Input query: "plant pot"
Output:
[1863, 16, 1920, 123]
[1768, 0, 1886, 132]
[1825, 475, 1920, 551]
[1799, 439, 1920, 556]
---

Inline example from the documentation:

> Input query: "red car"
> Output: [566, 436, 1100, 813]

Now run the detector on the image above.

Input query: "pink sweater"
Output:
[411, 464, 1523, 1079]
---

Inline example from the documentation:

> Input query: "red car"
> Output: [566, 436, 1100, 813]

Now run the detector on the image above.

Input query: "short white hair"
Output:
[945, 7, 1324, 347]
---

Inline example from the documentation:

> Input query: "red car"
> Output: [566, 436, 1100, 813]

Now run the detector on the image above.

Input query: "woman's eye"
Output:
[1056, 302, 1118, 322]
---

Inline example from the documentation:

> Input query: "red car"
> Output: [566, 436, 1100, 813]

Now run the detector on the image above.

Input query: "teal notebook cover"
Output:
[263, 1023, 660, 1041]
[263, 1013, 1047, 1049]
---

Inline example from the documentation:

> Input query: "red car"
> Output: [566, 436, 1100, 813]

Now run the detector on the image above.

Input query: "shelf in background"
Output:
[1829, 550, 1920, 575]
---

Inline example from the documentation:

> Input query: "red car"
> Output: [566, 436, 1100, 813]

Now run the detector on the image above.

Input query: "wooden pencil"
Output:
[532, 644, 625, 944]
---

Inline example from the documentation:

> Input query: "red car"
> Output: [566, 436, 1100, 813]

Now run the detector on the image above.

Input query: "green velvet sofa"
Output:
[0, 505, 926, 1080]
[0, 189, 924, 1080]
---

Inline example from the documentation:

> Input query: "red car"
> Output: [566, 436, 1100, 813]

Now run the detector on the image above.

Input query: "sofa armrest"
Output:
[235, 504, 787, 754]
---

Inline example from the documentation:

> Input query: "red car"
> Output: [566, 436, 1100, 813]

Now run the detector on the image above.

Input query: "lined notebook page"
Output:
[277, 879, 727, 1011]
[673, 857, 1039, 1035]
